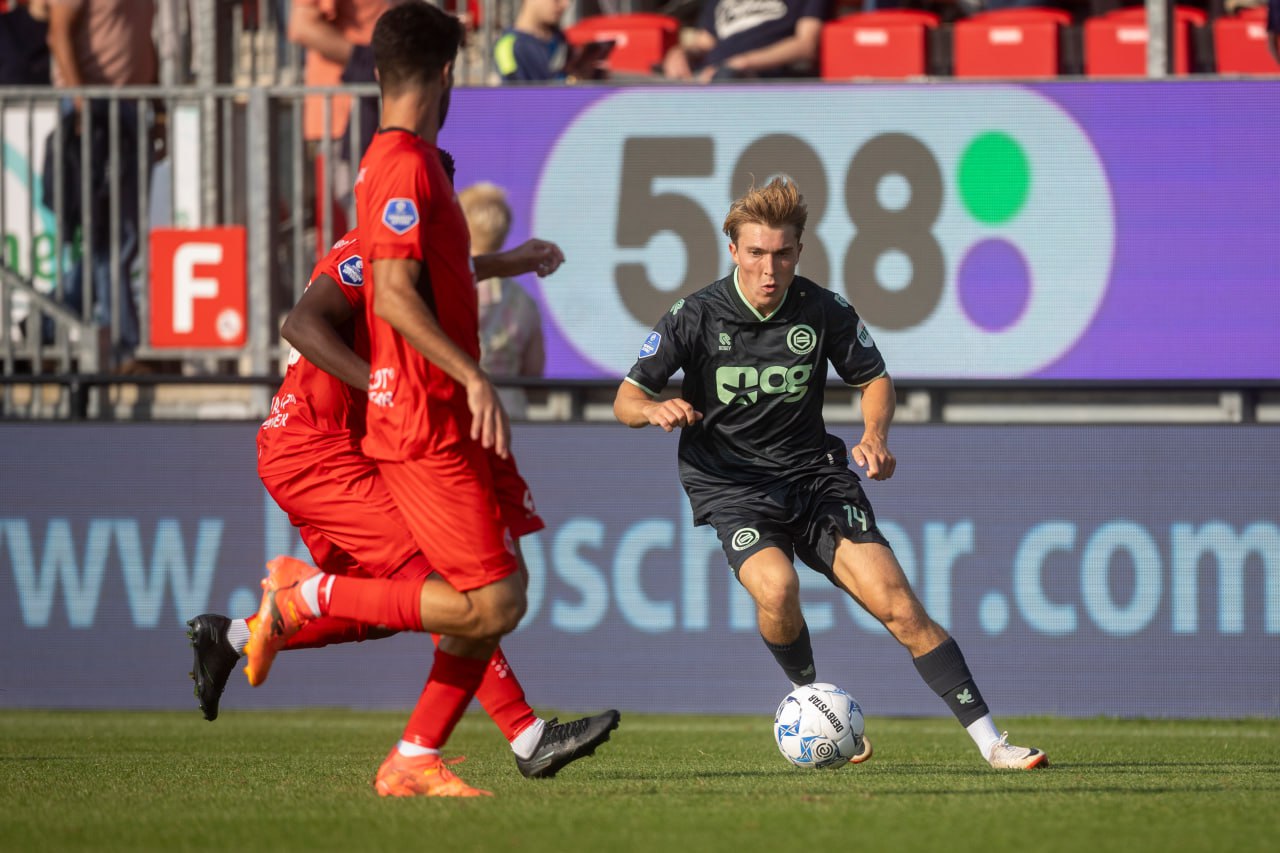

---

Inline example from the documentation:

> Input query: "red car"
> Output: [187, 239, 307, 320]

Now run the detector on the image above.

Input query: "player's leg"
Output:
[736, 548, 817, 689]
[242, 454, 519, 687]
[374, 628, 502, 798]
[187, 525, 384, 721]
[711, 511, 817, 690]
[356, 447, 527, 796]
[815, 477, 1046, 769]
[486, 453, 620, 778]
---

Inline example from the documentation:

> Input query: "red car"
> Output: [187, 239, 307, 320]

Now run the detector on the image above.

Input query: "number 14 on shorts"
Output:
[843, 504, 869, 533]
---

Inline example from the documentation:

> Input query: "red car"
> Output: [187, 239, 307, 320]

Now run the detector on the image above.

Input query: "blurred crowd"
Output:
[1, 0, 1275, 377]
[3, 0, 1277, 91]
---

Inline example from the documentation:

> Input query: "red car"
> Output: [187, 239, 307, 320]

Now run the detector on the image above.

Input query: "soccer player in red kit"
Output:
[186, 226, 618, 780]
[244, 3, 574, 797]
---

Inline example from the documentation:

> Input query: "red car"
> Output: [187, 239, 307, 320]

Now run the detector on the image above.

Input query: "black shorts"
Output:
[705, 467, 892, 585]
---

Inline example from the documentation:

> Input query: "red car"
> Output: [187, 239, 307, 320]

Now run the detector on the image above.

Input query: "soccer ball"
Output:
[773, 683, 865, 769]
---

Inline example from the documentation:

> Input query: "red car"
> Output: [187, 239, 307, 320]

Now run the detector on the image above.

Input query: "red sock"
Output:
[401, 649, 488, 750]
[245, 613, 373, 650]
[322, 575, 424, 632]
[474, 645, 537, 741]
[426, 635, 536, 742]
[283, 617, 374, 650]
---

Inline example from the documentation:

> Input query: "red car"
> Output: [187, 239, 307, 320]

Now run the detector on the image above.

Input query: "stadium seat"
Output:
[441, 0, 482, 29]
[820, 11, 941, 79]
[565, 13, 680, 75]
[952, 8, 1074, 78]
[1213, 7, 1280, 74]
[1083, 6, 1208, 76]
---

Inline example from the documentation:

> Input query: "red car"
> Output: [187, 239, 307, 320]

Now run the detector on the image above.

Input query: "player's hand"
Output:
[507, 239, 564, 278]
[644, 399, 703, 432]
[852, 436, 896, 481]
[466, 374, 511, 459]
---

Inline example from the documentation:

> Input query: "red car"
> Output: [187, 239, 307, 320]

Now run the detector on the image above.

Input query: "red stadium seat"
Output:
[953, 8, 1074, 78]
[1084, 6, 1208, 76]
[821, 11, 941, 79]
[1213, 7, 1280, 74]
[565, 13, 680, 75]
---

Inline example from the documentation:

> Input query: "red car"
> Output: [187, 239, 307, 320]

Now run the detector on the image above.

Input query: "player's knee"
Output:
[491, 595, 526, 635]
[473, 585, 526, 636]
[751, 576, 799, 617]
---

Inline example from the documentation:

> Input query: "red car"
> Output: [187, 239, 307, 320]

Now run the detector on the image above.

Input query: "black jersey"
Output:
[625, 270, 887, 522]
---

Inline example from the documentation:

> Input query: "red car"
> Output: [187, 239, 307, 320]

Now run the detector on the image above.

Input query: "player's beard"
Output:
[438, 78, 452, 131]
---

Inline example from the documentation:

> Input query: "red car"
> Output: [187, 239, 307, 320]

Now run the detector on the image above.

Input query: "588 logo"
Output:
[534, 87, 1114, 378]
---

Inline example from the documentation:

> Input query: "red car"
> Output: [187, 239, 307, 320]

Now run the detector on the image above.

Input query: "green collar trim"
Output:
[733, 267, 788, 321]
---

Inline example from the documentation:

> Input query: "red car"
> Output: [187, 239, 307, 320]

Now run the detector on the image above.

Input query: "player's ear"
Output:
[728, 241, 740, 264]
[440, 60, 454, 87]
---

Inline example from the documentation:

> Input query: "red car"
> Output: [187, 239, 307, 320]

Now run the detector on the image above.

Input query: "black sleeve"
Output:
[824, 291, 887, 387]
[624, 299, 694, 396]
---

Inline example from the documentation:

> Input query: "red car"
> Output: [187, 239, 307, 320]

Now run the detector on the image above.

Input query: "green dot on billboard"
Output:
[958, 132, 1030, 224]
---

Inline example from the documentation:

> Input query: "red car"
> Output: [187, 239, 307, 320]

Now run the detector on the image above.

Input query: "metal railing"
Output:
[1, 83, 396, 411]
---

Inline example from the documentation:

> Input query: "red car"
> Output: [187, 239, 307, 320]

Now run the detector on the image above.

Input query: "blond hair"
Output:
[722, 177, 808, 244]
[458, 181, 512, 255]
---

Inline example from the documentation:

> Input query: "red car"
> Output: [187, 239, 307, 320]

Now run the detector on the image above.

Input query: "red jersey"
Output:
[257, 230, 368, 471]
[355, 128, 478, 462]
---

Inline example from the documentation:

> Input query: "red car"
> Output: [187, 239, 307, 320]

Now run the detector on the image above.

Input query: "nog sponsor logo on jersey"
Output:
[716, 363, 813, 405]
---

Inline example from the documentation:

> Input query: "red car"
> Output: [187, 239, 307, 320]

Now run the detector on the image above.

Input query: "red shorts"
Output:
[260, 450, 423, 579]
[377, 443, 544, 592]
[490, 451, 545, 539]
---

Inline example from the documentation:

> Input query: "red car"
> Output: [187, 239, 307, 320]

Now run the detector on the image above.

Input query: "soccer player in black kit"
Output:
[613, 177, 1047, 770]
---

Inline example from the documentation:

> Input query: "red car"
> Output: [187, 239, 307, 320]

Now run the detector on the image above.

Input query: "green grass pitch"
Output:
[2, 710, 1277, 852]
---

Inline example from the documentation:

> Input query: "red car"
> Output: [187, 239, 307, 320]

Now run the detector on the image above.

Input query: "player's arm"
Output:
[372, 257, 510, 457]
[613, 379, 702, 432]
[852, 374, 896, 481]
[473, 239, 564, 280]
[280, 273, 368, 391]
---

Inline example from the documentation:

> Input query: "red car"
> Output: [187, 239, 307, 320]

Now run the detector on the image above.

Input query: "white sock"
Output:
[966, 714, 1002, 758]
[298, 574, 326, 616]
[510, 718, 547, 759]
[226, 619, 250, 656]
[396, 740, 439, 758]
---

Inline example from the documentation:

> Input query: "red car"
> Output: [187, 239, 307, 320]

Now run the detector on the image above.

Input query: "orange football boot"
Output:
[242, 556, 320, 687]
[374, 750, 493, 798]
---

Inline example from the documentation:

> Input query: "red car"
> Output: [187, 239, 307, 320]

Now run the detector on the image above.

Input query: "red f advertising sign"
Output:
[150, 227, 247, 348]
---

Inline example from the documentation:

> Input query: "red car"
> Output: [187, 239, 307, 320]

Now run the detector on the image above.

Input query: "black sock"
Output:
[763, 623, 816, 686]
[912, 637, 989, 727]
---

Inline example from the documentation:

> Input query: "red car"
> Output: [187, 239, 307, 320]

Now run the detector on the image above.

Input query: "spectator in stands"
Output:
[458, 182, 547, 420]
[44, 0, 156, 371]
[288, 0, 388, 253]
[289, 0, 387, 142]
[494, 0, 612, 82]
[1, 0, 50, 85]
[1269, 0, 1279, 64]
[661, 0, 826, 81]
